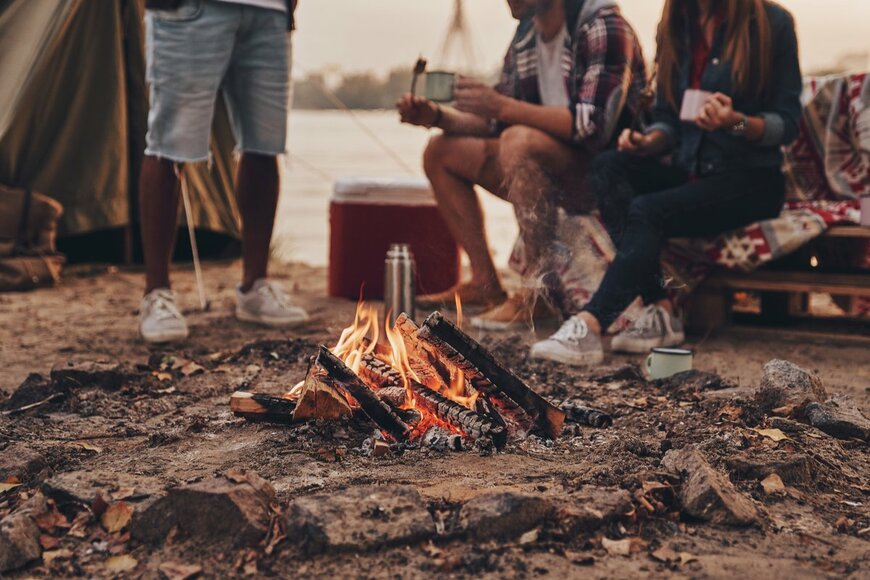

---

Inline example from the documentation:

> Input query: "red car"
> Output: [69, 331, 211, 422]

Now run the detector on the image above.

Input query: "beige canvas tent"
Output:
[0, 0, 241, 262]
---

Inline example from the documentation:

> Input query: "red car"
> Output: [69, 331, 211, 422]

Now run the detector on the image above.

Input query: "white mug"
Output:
[424, 71, 456, 103]
[680, 89, 713, 122]
[646, 348, 693, 380]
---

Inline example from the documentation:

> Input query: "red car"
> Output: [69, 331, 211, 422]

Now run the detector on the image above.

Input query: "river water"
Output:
[274, 110, 518, 268]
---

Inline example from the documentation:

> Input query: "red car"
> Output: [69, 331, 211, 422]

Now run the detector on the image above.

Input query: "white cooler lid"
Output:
[332, 177, 435, 206]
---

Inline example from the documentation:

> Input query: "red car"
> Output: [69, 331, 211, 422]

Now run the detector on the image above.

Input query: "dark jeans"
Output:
[583, 150, 786, 330]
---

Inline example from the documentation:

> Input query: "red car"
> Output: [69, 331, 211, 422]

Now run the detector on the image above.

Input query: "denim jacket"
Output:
[647, 2, 802, 176]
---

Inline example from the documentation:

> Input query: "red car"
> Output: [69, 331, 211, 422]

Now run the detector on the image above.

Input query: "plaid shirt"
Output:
[495, 3, 646, 151]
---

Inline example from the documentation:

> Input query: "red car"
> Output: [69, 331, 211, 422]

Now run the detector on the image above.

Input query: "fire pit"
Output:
[230, 302, 566, 451]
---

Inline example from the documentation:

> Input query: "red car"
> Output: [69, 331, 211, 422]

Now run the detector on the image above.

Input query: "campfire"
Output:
[230, 301, 566, 451]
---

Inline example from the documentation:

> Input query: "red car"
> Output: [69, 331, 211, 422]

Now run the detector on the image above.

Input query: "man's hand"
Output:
[617, 129, 668, 157]
[397, 94, 440, 128]
[696, 93, 739, 132]
[454, 77, 508, 120]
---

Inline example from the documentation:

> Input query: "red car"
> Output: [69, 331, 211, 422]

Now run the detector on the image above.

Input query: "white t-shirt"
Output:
[216, 0, 287, 12]
[535, 24, 570, 108]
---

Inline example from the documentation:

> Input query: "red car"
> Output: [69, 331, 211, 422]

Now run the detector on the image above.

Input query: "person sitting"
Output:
[397, 0, 646, 330]
[531, 0, 802, 365]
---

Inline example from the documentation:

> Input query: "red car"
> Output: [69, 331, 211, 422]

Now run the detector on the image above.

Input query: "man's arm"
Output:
[396, 94, 494, 137]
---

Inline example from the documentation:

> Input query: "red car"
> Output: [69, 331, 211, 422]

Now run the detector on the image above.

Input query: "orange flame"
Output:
[332, 300, 379, 374]
[455, 292, 463, 329]
[383, 310, 419, 407]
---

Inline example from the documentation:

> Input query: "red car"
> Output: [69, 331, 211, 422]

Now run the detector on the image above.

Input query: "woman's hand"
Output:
[617, 129, 668, 157]
[696, 93, 740, 131]
[396, 94, 440, 128]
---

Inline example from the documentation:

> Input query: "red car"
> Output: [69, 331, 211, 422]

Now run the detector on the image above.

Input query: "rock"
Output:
[755, 360, 826, 412]
[42, 470, 165, 509]
[50, 359, 132, 390]
[0, 444, 46, 483]
[284, 485, 433, 554]
[553, 487, 633, 536]
[0, 374, 61, 411]
[662, 446, 760, 527]
[805, 401, 870, 441]
[0, 502, 43, 573]
[458, 492, 553, 540]
[132, 472, 273, 548]
[725, 452, 815, 486]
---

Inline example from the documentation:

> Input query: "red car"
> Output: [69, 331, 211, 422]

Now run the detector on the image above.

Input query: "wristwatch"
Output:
[729, 113, 748, 138]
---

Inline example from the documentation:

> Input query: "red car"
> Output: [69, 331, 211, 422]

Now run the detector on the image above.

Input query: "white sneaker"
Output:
[610, 304, 685, 354]
[139, 288, 189, 343]
[530, 316, 604, 366]
[236, 279, 309, 327]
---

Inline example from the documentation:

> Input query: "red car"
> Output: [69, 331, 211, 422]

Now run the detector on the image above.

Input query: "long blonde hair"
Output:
[657, 0, 772, 109]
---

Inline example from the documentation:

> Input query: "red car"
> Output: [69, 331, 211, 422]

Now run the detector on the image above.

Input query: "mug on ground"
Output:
[646, 347, 693, 380]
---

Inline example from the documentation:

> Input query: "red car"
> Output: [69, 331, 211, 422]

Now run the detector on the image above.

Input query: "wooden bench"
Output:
[688, 226, 870, 331]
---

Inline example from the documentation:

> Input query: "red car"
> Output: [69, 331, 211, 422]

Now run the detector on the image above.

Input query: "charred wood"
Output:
[315, 346, 412, 442]
[420, 312, 565, 439]
[562, 402, 613, 428]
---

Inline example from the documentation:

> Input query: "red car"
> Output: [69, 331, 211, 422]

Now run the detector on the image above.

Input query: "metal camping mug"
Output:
[384, 243, 416, 327]
[424, 71, 456, 103]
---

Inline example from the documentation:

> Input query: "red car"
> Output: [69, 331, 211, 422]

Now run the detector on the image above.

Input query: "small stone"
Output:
[662, 446, 760, 527]
[372, 439, 392, 457]
[42, 471, 165, 508]
[132, 472, 274, 548]
[552, 487, 633, 537]
[0, 507, 42, 573]
[760, 474, 786, 495]
[0, 444, 46, 483]
[458, 492, 553, 540]
[50, 359, 132, 390]
[284, 485, 433, 554]
[805, 401, 870, 441]
[755, 360, 827, 412]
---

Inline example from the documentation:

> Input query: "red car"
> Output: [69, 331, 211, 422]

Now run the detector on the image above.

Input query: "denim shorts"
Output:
[145, 0, 290, 162]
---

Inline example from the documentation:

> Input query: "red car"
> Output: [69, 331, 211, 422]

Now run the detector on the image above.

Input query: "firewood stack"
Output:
[231, 310, 566, 450]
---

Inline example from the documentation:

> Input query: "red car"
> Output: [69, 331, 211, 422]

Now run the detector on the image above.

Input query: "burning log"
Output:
[315, 346, 412, 442]
[395, 314, 534, 437]
[420, 313, 566, 439]
[411, 382, 507, 450]
[292, 362, 353, 422]
[562, 402, 613, 428]
[376, 386, 408, 408]
[230, 391, 297, 424]
[357, 354, 507, 449]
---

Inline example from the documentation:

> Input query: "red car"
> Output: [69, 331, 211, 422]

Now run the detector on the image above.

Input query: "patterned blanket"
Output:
[510, 72, 870, 326]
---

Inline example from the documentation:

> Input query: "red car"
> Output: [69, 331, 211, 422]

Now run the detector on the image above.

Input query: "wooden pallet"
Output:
[688, 226, 870, 332]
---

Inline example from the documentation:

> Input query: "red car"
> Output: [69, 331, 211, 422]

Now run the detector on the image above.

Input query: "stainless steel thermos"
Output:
[384, 243, 415, 326]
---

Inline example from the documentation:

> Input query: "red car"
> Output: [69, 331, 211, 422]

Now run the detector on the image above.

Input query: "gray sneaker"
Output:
[139, 288, 188, 344]
[530, 316, 604, 366]
[610, 304, 685, 354]
[236, 279, 309, 327]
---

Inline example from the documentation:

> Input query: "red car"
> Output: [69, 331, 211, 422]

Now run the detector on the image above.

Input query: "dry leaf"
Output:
[214, 364, 233, 374]
[225, 469, 248, 484]
[35, 510, 70, 532]
[157, 386, 177, 395]
[105, 554, 138, 572]
[519, 529, 539, 544]
[206, 351, 225, 361]
[159, 561, 203, 580]
[112, 487, 137, 501]
[40, 534, 60, 549]
[102, 502, 134, 533]
[752, 428, 789, 442]
[180, 361, 205, 377]
[76, 442, 103, 453]
[719, 404, 743, 421]
[0, 482, 21, 493]
[154, 371, 173, 382]
[602, 537, 643, 557]
[679, 552, 698, 565]
[760, 473, 786, 495]
[651, 546, 680, 562]
[43, 549, 74, 564]
[3, 475, 20, 484]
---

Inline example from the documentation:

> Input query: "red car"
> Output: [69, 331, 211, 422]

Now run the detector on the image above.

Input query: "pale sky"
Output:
[292, 0, 870, 77]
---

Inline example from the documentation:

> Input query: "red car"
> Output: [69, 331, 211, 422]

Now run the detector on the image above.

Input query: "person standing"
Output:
[398, 0, 646, 331]
[138, 0, 307, 343]
[532, 0, 802, 365]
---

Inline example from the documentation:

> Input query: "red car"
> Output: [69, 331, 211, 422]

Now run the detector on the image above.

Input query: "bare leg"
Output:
[235, 153, 280, 293]
[139, 155, 181, 294]
[423, 134, 505, 292]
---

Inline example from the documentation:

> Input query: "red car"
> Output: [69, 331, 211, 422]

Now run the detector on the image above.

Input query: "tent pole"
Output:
[176, 164, 209, 311]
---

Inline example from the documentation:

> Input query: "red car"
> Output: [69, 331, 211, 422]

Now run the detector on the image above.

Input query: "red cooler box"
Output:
[329, 177, 460, 300]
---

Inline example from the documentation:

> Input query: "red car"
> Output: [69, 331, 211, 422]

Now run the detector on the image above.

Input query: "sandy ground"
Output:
[0, 261, 868, 579]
